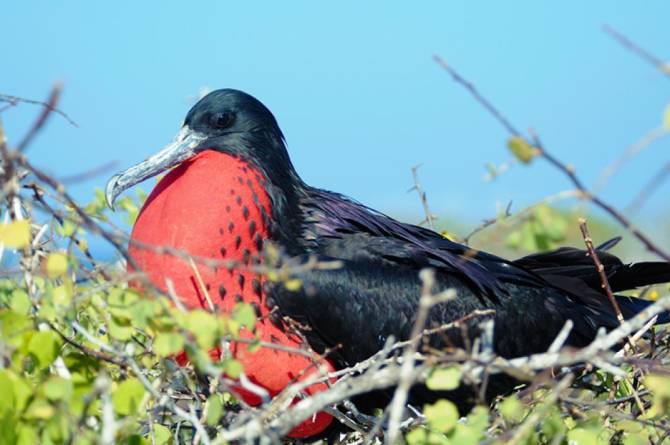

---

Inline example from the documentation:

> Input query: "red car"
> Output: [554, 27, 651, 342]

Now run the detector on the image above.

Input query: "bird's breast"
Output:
[128, 150, 335, 437]
[129, 149, 272, 313]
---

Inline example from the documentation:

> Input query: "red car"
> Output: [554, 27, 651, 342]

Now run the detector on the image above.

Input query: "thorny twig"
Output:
[0, 90, 78, 126]
[408, 164, 437, 229]
[578, 218, 626, 325]
[463, 201, 513, 245]
[16, 84, 65, 152]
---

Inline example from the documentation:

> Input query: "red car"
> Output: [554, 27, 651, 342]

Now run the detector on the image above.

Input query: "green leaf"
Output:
[567, 428, 600, 445]
[499, 395, 525, 423]
[107, 316, 134, 341]
[540, 408, 566, 441]
[56, 220, 76, 238]
[9, 373, 31, 412]
[152, 423, 172, 445]
[154, 332, 184, 357]
[108, 289, 140, 322]
[43, 377, 73, 401]
[646, 374, 670, 397]
[9, 289, 31, 315]
[0, 411, 17, 445]
[128, 299, 158, 329]
[645, 374, 670, 417]
[426, 366, 461, 391]
[0, 371, 15, 412]
[507, 136, 536, 164]
[188, 348, 213, 370]
[112, 378, 145, 416]
[52, 284, 72, 306]
[183, 310, 220, 348]
[16, 425, 39, 445]
[485, 162, 499, 180]
[24, 399, 55, 420]
[450, 406, 488, 444]
[663, 103, 670, 130]
[450, 424, 485, 445]
[405, 428, 428, 445]
[232, 303, 256, 330]
[0, 312, 32, 349]
[126, 434, 149, 445]
[466, 406, 489, 430]
[505, 230, 522, 249]
[224, 358, 244, 379]
[205, 394, 224, 426]
[622, 426, 649, 445]
[45, 252, 68, 278]
[27, 331, 62, 368]
[423, 399, 459, 433]
[0, 220, 31, 249]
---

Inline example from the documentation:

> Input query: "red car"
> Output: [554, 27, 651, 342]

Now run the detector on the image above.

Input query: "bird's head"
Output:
[105, 89, 294, 209]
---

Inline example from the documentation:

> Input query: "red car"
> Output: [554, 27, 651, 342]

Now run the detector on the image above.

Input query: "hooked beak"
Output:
[105, 126, 207, 209]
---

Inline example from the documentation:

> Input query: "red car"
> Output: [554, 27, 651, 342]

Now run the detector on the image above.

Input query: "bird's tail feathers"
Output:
[607, 262, 670, 292]
[514, 240, 670, 325]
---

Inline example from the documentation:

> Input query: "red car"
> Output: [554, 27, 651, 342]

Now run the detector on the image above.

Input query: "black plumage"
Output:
[107, 88, 670, 418]
[272, 188, 670, 412]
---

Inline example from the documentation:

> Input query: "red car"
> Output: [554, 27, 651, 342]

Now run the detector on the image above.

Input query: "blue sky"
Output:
[4, 2, 669, 239]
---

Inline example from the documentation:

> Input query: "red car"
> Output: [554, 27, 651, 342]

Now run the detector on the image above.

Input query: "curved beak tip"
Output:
[105, 174, 120, 211]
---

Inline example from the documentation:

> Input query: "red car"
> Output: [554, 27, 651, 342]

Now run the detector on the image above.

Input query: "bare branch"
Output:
[386, 270, 455, 444]
[0, 89, 78, 126]
[16, 84, 64, 152]
[408, 164, 437, 229]
[463, 201, 512, 245]
[578, 218, 625, 325]
[433, 55, 522, 136]
[603, 24, 670, 77]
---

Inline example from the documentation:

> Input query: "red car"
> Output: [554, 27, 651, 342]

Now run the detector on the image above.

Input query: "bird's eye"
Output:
[209, 112, 235, 129]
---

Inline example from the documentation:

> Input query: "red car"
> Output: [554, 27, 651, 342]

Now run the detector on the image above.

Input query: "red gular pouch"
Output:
[128, 150, 335, 437]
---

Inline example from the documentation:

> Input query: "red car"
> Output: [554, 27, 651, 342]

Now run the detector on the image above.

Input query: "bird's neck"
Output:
[128, 150, 277, 311]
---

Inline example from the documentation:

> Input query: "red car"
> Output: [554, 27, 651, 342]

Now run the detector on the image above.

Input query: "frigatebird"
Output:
[106, 89, 670, 438]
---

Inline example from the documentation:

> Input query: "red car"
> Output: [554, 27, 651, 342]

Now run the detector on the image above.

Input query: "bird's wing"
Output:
[270, 254, 626, 370]
[300, 188, 546, 301]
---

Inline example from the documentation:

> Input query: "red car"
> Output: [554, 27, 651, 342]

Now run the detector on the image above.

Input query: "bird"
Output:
[106, 89, 670, 438]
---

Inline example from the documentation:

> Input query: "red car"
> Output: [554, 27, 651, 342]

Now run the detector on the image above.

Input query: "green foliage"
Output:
[0, 219, 31, 249]
[407, 405, 488, 445]
[426, 366, 462, 391]
[0, 188, 274, 444]
[112, 378, 145, 416]
[505, 204, 568, 252]
[507, 136, 537, 164]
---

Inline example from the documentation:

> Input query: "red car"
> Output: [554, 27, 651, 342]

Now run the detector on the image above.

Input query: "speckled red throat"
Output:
[128, 150, 333, 437]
